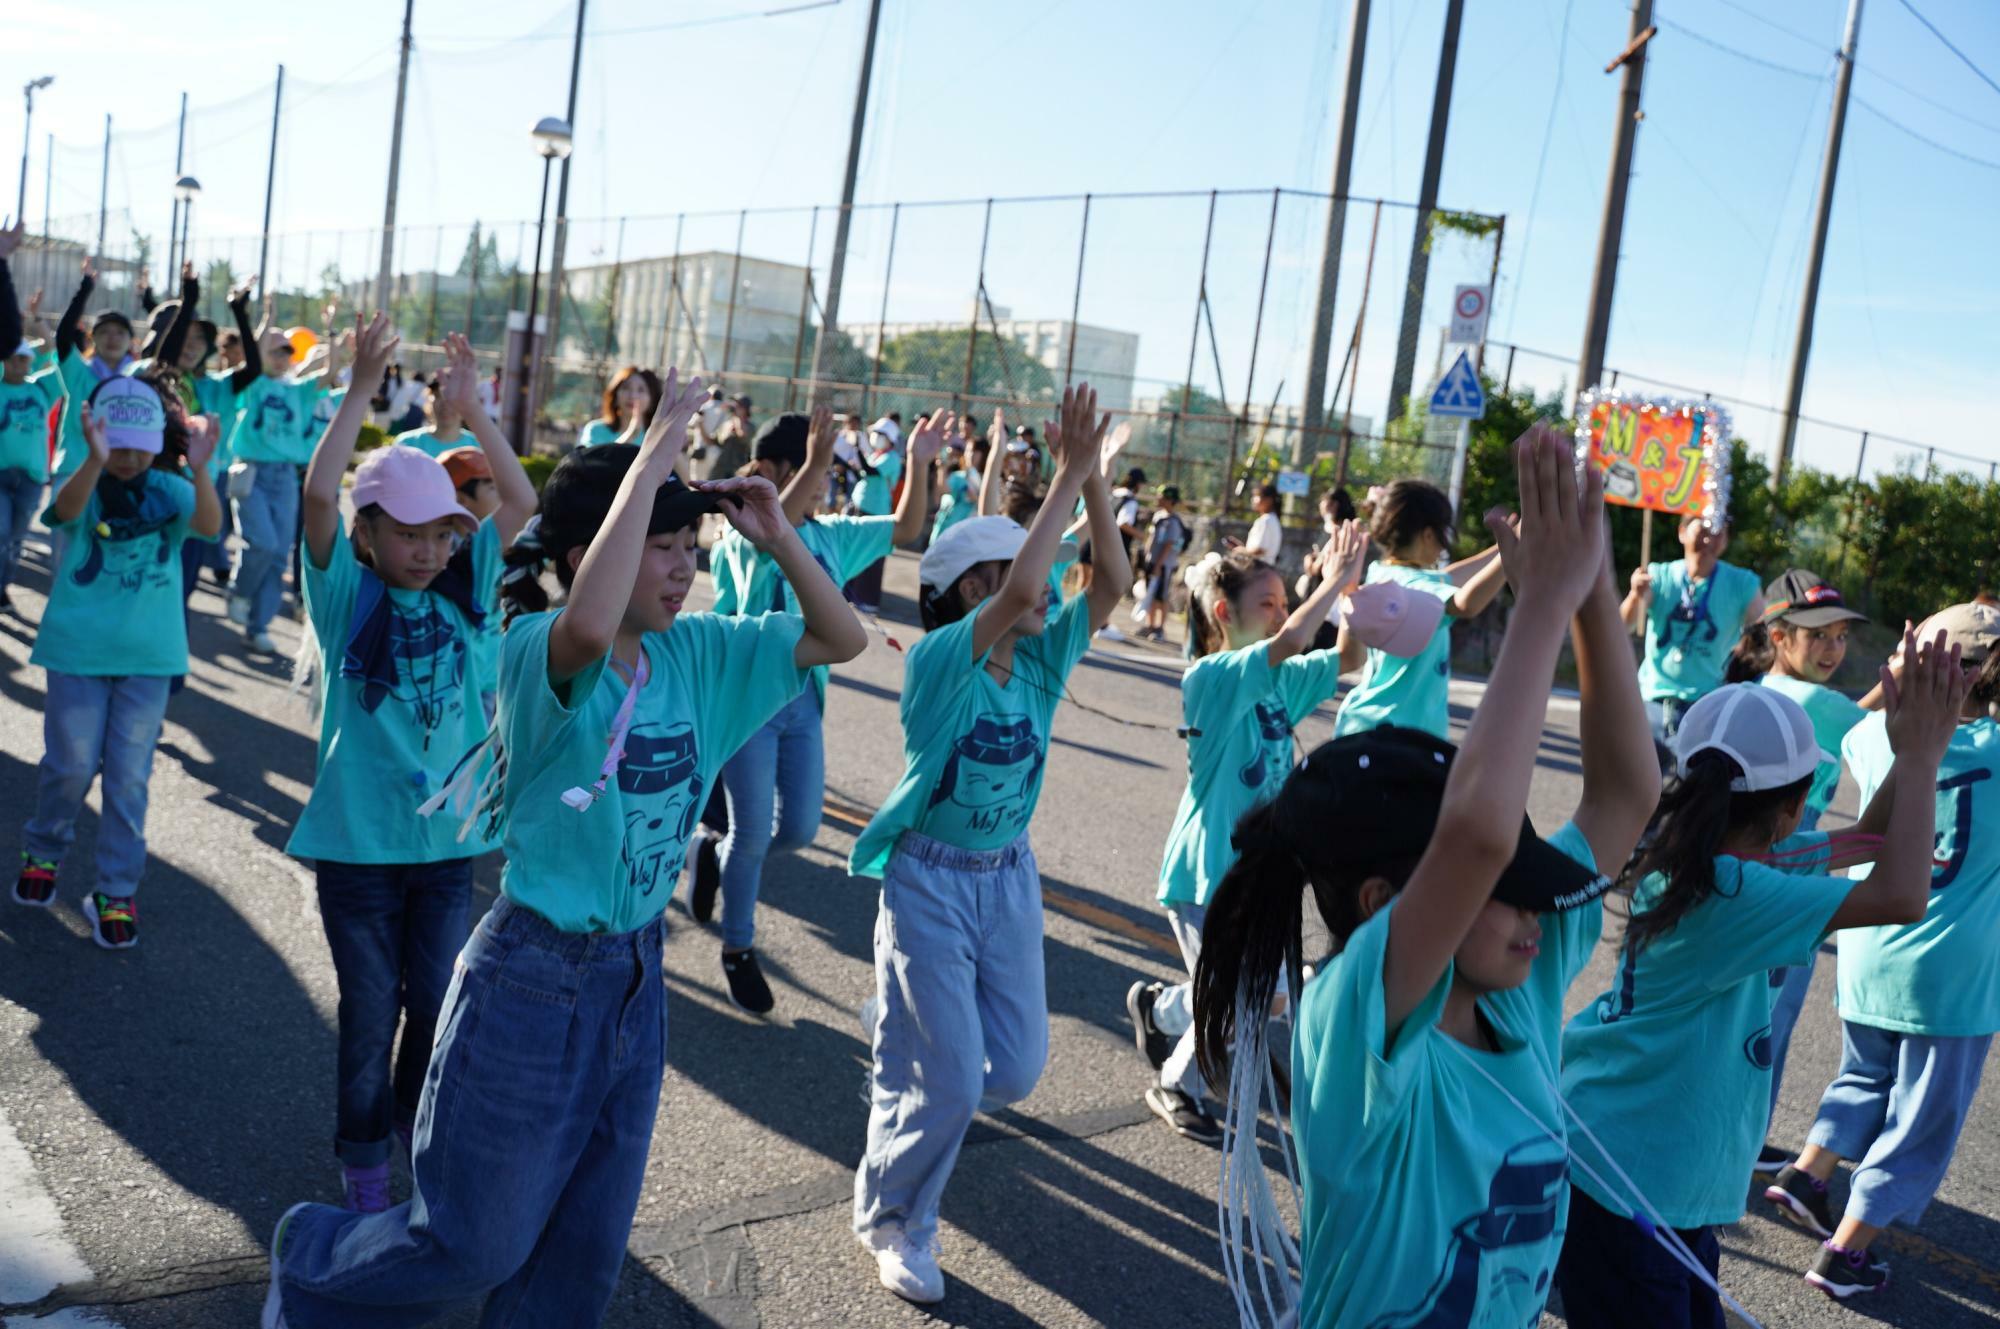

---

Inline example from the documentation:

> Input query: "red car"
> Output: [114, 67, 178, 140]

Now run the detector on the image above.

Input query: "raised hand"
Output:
[439, 332, 482, 415]
[1884, 625, 1968, 758]
[1322, 517, 1369, 589]
[25, 287, 43, 320]
[184, 414, 219, 473]
[637, 367, 707, 466]
[1048, 383, 1110, 481]
[80, 402, 110, 465]
[346, 311, 401, 387]
[227, 278, 256, 307]
[700, 475, 789, 549]
[1101, 419, 1132, 471]
[804, 403, 836, 462]
[987, 406, 1006, 454]
[1629, 565, 1653, 597]
[180, 259, 196, 288]
[0, 217, 25, 260]
[81, 255, 98, 284]
[908, 409, 955, 468]
[1487, 419, 1604, 616]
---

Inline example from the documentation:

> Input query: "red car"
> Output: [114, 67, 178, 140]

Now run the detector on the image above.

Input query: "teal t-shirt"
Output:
[192, 373, 246, 478]
[1157, 642, 1342, 908]
[1561, 832, 1842, 1228]
[576, 419, 620, 448]
[1294, 822, 1601, 1329]
[853, 445, 903, 517]
[1636, 559, 1761, 703]
[32, 471, 206, 676]
[1836, 713, 2000, 1037]
[711, 514, 894, 710]
[850, 593, 1094, 878]
[931, 471, 973, 543]
[0, 372, 64, 481]
[1758, 673, 1866, 817]
[495, 608, 809, 933]
[287, 521, 503, 864]
[230, 376, 321, 465]
[1332, 561, 1456, 740]
[393, 427, 467, 459]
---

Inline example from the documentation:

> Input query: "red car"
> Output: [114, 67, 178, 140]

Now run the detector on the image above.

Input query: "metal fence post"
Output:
[788, 206, 819, 409]
[719, 209, 746, 384]
[1064, 194, 1091, 388]
[961, 199, 993, 408]
[466, 224, 481, 342]
[1502, 343, 1516, 394]
[864, 202, 900, 420]
[425, 225, 441, 344]
[1169, 191, 1219, 499]
[604, 216, 626, 372]
[1475, 214, 1505, 377]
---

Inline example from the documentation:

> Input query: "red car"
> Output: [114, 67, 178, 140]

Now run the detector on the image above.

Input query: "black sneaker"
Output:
[1806, 1242, 1890, 1299]
[1766, 1164, 1837, 1238]
[1126, 981, 1171, 1072]
[687, 831, 720, 924]
[1752, 1144, 1792, 1177]
[721, 948, 774, 1015]
[1145, 1085, 1221, 1144]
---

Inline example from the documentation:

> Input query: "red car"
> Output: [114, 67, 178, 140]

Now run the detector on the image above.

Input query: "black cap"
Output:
[540, 444, 721, 558]
[1761, 569, 1867, 629]
[1123, 467, 1147, 488]
[1266, 729, 1609, 914]
[1161, 486, 1181, 503]
[751, 412, 809, 468]
[91, 310, 134, 335]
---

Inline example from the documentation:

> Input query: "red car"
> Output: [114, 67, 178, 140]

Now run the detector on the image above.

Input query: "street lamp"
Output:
[173, 176, 201, 281]
[512, 116, 572, 450]
[17, 76, 53, 224]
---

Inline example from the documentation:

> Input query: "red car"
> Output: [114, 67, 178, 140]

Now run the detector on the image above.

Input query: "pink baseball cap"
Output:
[351, 445, 478, 532]
[1340, 580, 1446, 657]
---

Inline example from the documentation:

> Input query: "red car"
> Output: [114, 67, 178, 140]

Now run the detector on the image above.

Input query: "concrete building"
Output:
[849, 303, 1142, 411]
[563, 251, 810, 380]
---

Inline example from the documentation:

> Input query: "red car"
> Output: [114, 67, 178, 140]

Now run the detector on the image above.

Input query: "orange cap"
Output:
[438, 446, 491, 491]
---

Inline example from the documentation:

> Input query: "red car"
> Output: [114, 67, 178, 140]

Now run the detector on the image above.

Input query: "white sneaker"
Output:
[262, 1201, 309, 1328]
[1094, 625, 1127, 642]
[227, 594, 251, 626]
[248, 629, 278, 654]
[865, 1231, 944, 1303]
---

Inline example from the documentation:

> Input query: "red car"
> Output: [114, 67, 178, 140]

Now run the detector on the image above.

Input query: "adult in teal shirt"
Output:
[227, 331, 334, 651]
[1134, 526, 1364, 1140]
[1184, 432, 1657, 1329]
[1332, 478, 1508, 740]
[696, 408, 942, 1012]
[0, 247, 66, 610]
[1621, 511, 1765, 741]
[1558, 661, 1966, 1323]
[1772, 605, 2000, 1293]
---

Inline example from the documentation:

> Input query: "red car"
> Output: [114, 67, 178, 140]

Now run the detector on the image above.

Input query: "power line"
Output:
[415, 0, 842, 47]
[1501, 0, 1574, 343]
[1852, 94, 2000, 171]
[1654, 17, 1825, 80]
[1709, 0, 1830, 54]
[1859, 58, 2000, 136]
[1894, 0, 2000, 101]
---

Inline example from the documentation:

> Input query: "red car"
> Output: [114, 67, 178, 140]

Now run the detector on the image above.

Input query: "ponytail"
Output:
[1193, 804, 1307, 1091]
[1182, 548, 1280, 660]
[1726, 621, 1775, 683]
[500, 515, 552, 622]
[1621, 751, 1810, 953]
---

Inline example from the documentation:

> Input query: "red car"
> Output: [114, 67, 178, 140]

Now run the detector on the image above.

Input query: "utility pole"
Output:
[42, 133, 51, 239]
[378, 0, 416, 315]
[1775, 0, 1863, 489]
[1299, 0, 1371, 459]
[1385, 0, 1465, 424]
[258, 66, 285, 297]
[537, 0, 588, 407]
[17, 76, 53, 226]
[96, 114, 110, 256]
[804, 0, 885, 405]
[167, 92, 188, 276]
[1576, 0, 1655, 399]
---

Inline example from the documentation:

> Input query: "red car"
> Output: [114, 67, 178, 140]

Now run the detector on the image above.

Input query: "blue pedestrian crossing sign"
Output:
[1429, 350, 1486, 420]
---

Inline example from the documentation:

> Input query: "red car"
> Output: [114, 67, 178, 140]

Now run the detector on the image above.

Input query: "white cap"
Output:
[1673, 683, 1823, 792]
[868, 415, 903, 446]
[919, 515, 1027, 593]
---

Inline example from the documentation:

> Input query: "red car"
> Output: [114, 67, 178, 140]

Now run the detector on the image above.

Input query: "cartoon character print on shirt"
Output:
[616, 721, 704, 898]
[370, 603, 467, 730]
[1, 394, 47, 445]
[1933, 768, 1991, 890]
[1236, 698, 1294, 790]
[249, 386, 296, 444]
[72, 483, 180, 594]
[927, 713, 1044, 840]
[1366, 1136, 1568, 1329]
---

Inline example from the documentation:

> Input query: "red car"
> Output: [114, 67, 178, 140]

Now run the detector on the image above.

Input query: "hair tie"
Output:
[501, 514, 547, 586]
[1183, 551, 1224, 595]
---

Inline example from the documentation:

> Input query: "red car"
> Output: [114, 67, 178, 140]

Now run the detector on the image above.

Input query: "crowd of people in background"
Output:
[2, 216, 1998, 1329]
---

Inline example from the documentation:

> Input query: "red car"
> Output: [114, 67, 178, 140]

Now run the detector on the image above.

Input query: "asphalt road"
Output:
[1, 541, 1997, 1329]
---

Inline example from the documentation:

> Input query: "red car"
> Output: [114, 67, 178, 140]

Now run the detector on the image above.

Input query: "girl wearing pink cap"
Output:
[285, 317, 537, 1214]
[1126, 524, 1367, 1143]
[11, 365, 222, 947]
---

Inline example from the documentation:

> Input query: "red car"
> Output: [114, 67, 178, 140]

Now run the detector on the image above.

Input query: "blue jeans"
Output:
[273, 897, 668, 1328]
[24, 671, 171, 897]
[855, 831, 1047, 1248]
[1645, 696, 1695, 744]
[1153, 903, 1206, 1096]
[233, 461, 299, 634]
[314, 858, 475, 1169]
[1805, 1021, 1992, 1228]
[0, 466, 42, 595]
[1556, 1185, 1724, 1329]
[714, 689, 824, 951]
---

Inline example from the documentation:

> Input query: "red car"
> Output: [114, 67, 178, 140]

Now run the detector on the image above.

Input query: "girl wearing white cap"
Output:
[1766, 602, 2000, 1301]
[284, 319, 538, 1214]
[1555, 628, 1969, 1326]
[849, 385, 1128, 1305]
[11, 369, 221, 948]
[264, 367, 864, 1325]
[1125, 524, 1367, 1143]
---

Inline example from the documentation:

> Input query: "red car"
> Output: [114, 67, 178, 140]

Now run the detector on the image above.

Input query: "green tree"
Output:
[455, 223, 501, 279]
[873, 327, 1058, 403]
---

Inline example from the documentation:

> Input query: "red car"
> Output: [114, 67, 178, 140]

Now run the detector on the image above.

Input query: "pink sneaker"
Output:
[342, 1161, 392, 1213]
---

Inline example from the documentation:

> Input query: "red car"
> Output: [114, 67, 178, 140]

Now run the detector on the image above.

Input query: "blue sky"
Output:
[9, 0, 1998, 478]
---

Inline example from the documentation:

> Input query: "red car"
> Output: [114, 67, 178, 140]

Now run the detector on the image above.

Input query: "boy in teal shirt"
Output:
[1622, 511, 1765, 740]
[0, 245, 66, 610]
[227, 330, 330, 651]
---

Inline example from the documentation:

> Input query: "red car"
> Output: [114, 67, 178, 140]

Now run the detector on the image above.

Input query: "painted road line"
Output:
[0, 1105, 94, 1308]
